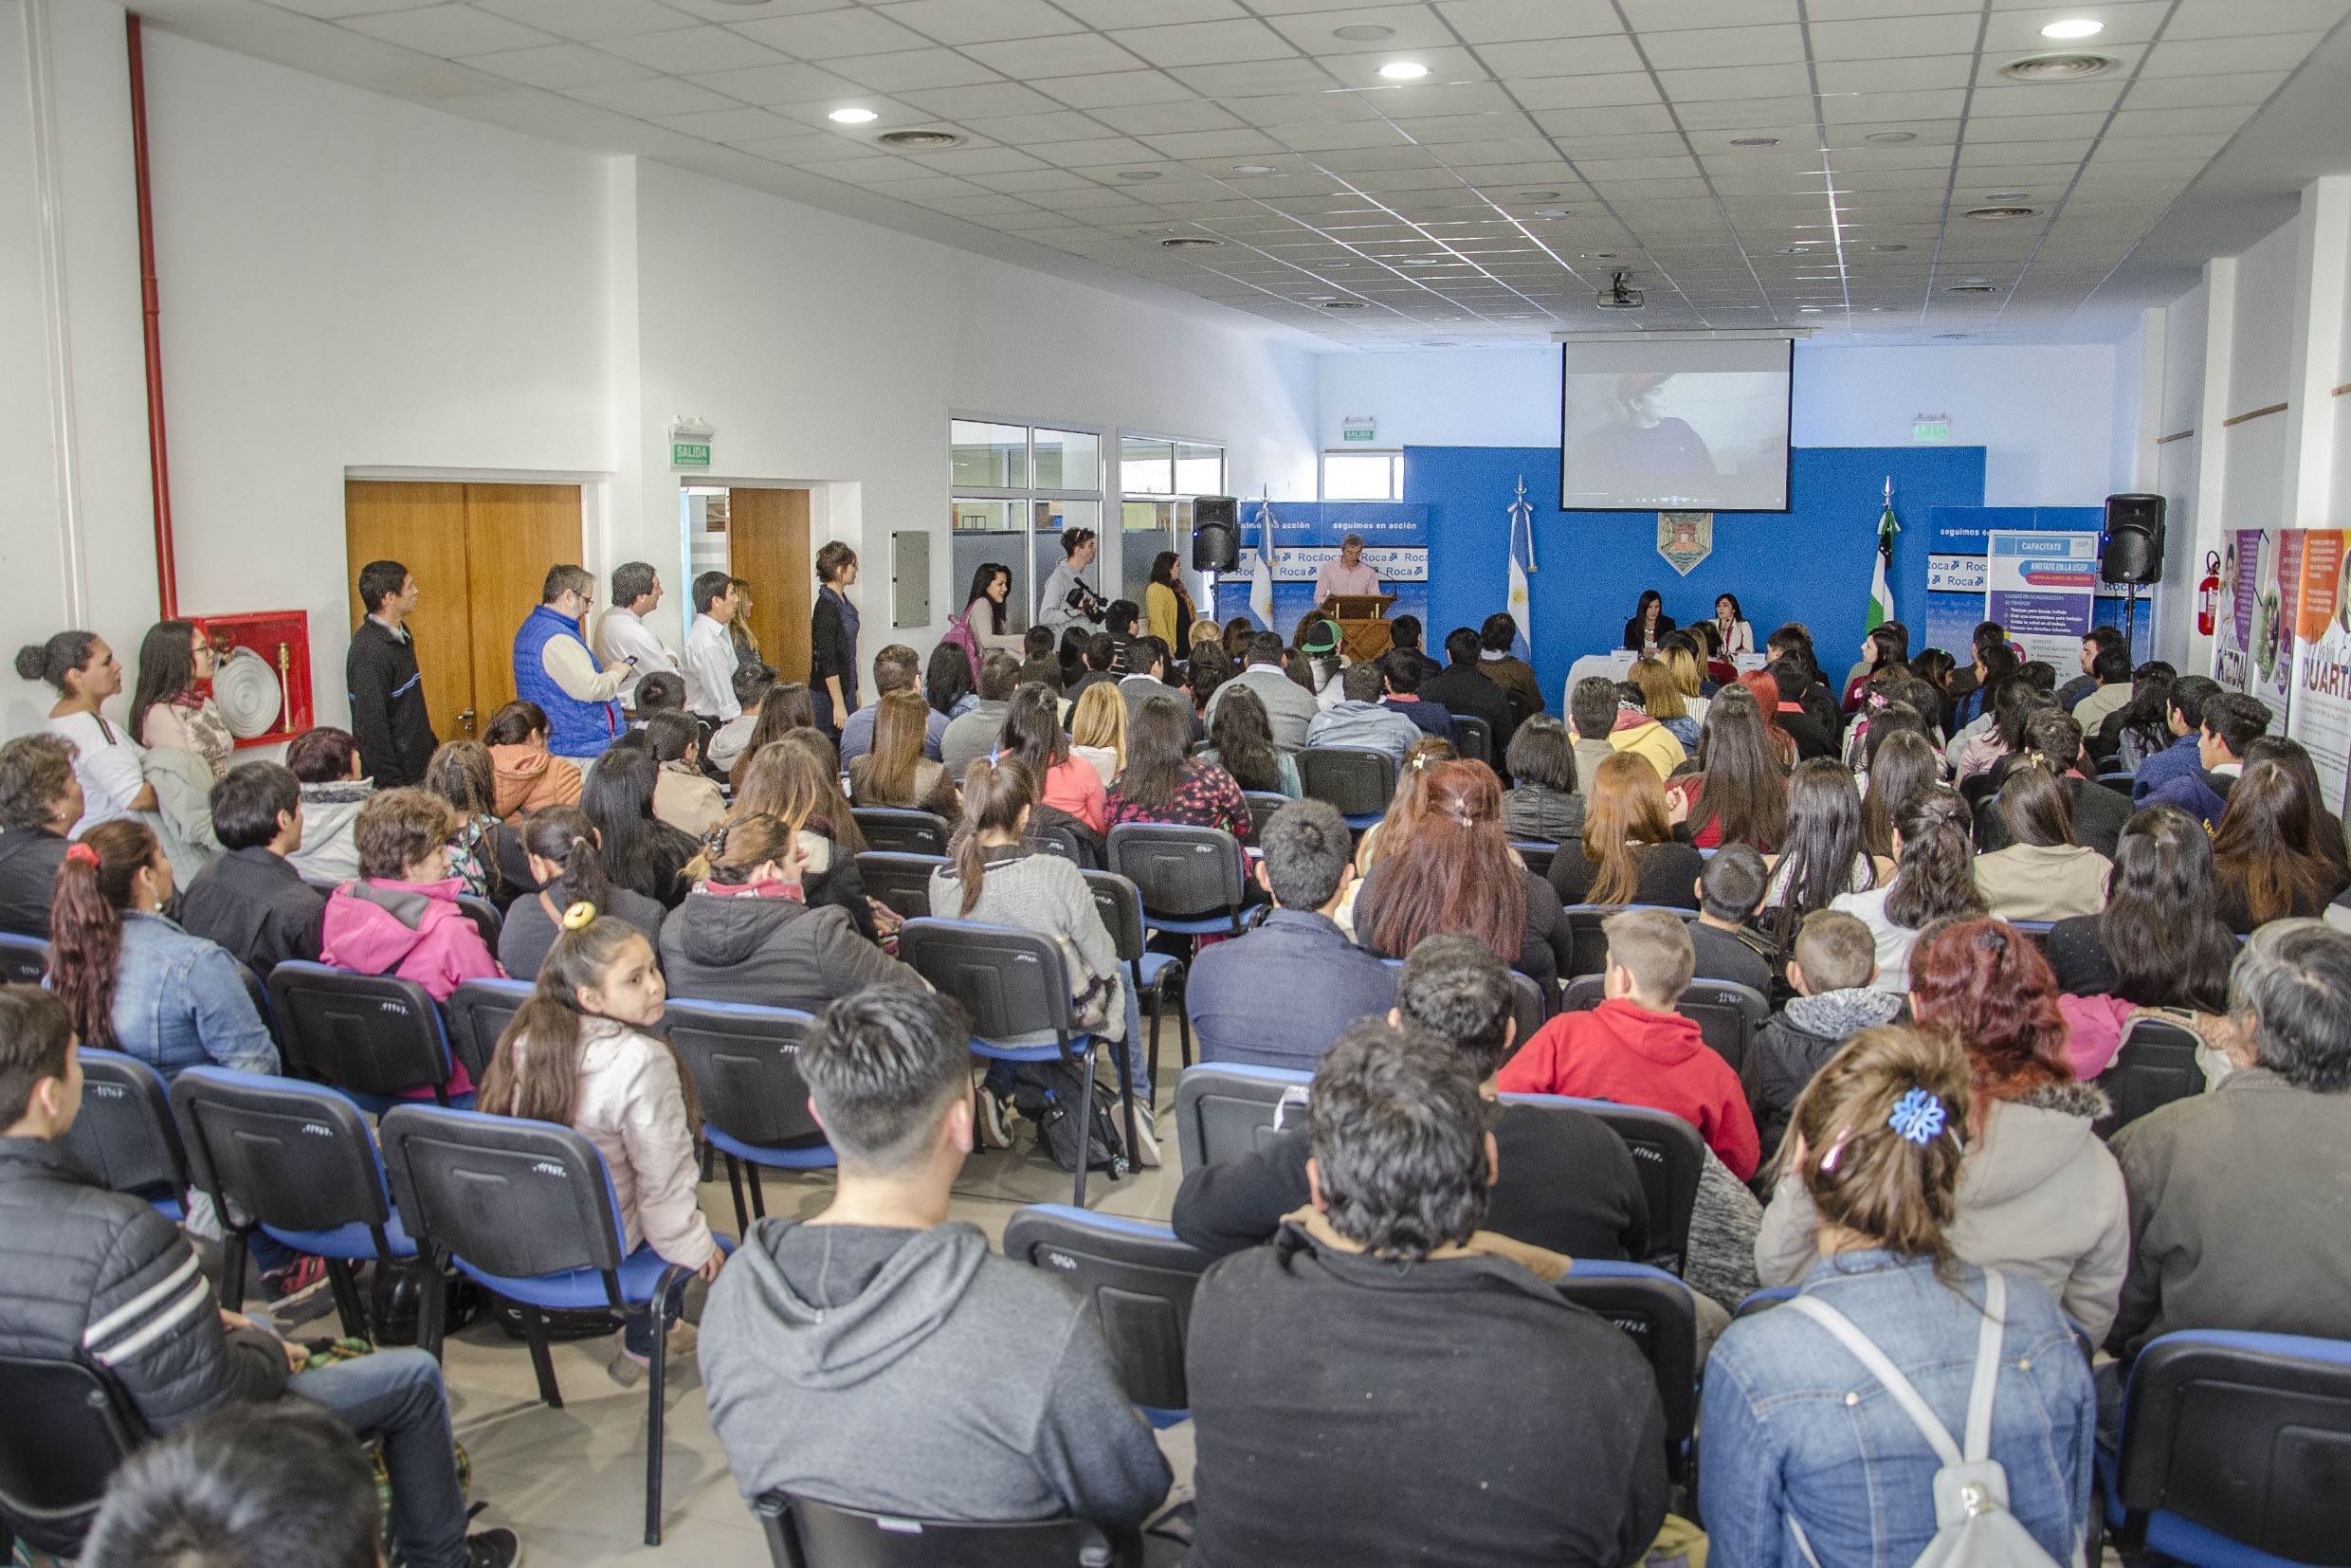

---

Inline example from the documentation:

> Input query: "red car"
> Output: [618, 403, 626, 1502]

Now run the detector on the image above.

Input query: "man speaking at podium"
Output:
[1314, 534, 1380, 606]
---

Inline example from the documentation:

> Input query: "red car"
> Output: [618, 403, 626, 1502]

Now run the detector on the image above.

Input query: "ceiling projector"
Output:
[1596, 270, 1644, 309]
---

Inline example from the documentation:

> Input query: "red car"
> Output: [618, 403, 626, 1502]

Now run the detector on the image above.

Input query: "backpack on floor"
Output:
[1012, 1059, 1126, 1175]
[1784, 1269, 2065, 1568]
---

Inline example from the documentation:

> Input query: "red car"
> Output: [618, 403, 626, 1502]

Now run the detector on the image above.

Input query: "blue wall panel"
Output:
[1404, 445, 1987, 711]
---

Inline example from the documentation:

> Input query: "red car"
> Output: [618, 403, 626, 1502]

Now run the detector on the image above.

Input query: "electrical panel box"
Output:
[196, 611, 313, 749]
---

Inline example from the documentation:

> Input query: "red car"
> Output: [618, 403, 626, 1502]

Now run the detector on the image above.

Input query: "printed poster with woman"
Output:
[2287, 529, 2351, 818]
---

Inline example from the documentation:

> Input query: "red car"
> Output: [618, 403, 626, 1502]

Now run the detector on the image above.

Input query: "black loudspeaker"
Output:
[1193, 496, 1240, 572]
[2102, 494, 2166, 584]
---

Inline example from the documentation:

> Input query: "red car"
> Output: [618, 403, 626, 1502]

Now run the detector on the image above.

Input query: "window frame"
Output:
[1320, 448, 1403, 502]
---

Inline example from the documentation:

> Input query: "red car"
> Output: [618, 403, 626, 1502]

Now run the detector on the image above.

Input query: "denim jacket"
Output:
[105, 910, 280, 1080]
[1699, 1250, 2095, 1568]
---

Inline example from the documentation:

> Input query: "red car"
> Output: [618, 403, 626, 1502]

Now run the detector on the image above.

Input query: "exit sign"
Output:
[1912, 416, 1949, 443]
[1340, 415, 1376, 443]
[672, 442, 710, 468]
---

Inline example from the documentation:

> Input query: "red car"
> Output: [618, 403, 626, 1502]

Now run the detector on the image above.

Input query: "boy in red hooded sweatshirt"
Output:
[1498, 906, 1759, 1180]
[319, 787, 504, 1097]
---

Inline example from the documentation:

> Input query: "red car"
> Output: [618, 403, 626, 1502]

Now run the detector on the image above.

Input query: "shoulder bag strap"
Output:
[1961, 1268, 2007, 1464]
[1787, 1292, 1965, 1468]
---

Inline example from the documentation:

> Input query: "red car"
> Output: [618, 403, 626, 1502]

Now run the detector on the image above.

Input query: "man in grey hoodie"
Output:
[699, 984, 1171, 1530]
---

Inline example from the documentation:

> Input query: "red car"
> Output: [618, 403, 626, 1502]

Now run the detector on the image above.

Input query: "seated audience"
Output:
[659, 813, 917, 1013]
[1120, 635, 1191, 726]
[924, 639, 977, 723]
[1381, 612, 1443, 684]
[1205, 631, 1320, 751]
[700, 984, 1169, 1531]
[2044, 803, 2234, 1010]
[1421, 627, 1518, 756]
[1068, 633, 1119, 702]
[1105, 696, 1248, 838]
[1687, 844, 1774, 993]
[733, 733, 875, 934]
[1203, 682, 1300, 797]
[1980, 709, 2130, 857]
[847, 689, 959, 817]
[2106, 920, 2351, 1367]
[1187, 1018, 1668, 1568]
[630, 668, 686, 718]
[499, 804, 665, 981]
[284, 725, 372, 884]
[1765, 656, 1837, 760]
[176, 761, 326, 978]
[1499, 907, 1760, 1179]
[1753, 909, 1904, 1157]
[1736, 668, 1800, 768]
[837, 644, 949, 767]
[16, 630, 155, 838]
[1176, 933, 1647, 1264]
[1954, 678, 2046, 779]
[1702, 1024, 2096, 1567]
[715, 667, 795, 785]
[1631, 657, 1697, 750]
[1973, 761, 2111, 921]
[2244, 733, 2350, 883]
[1349, 738, 1455, 883]
[1304, 661, 1422, 762]
[48, 820, 278, 1078]
[0, 987, 518, 1568]
[2130, 673, 2223, 802]
[1354, 760, 1572, 991]
[941, 651, 1021, 782]
[1566, 675, 1625, 783]
[1671, 685, 1787, 852]
[930, 758, 1148, 1159]
[1067, 681, 1127, 788]
[1499, 715, 1583, 844]
[1832, 785, 1986, 993]
[1184, 642, 1230, 721]
[481, 911, 721, 1384]
[484, 702, 581, 823]
[423, 740, 504, 901]
[2099, 661, 2174, 771]
[2210, 757, 2347, 933]
[642, 709, 726, 838]
[2072, 640, 2136, 729]
[1188, 799, 1394, 1071]
[130, 618, 233, 780]
[1549, 752, 1706, 910]
[1603, 680, 1687, 780]
[1757, 918, 2128, 1340]
[1056, 625, 1091, 693]
[580, 746, 701, 910]
[1479, 611, 1544, 718]
[1855, 724, 1939, 859]
[2141, 688, 2266, 827]
[1375, 647, 1459, 744]
[1759, 758, 1888, 939]
[0, 734, 79, 937]
[1003, 681, 1106, 835]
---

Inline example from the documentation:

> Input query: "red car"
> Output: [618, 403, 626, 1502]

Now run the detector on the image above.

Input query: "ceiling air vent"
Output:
[1159, 236, 1221, 248]
[1964, 207, 2039, 221]
[1998, 52, 2116, 81]
[1322, 300, 1369, 309]
[877, 129, 962, 149]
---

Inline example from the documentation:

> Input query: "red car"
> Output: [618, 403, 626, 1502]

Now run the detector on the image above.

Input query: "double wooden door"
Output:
[726, 487, 812, 684]
[344, 482, 583, 742]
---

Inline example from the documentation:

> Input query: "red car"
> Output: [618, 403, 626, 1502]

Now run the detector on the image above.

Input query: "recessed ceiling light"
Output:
[877, 129, 960, 149]
[1778, 246, 1813, 254]
[1868, 243, 1908, 251]
[827, 107, 878, 123]
[1503, 313, 1533, 319]
[1999, 51, 2116, 80]
[1160, 236, 1220, 247]
[1864, 130, 1917, 143]
[1799, 307, 1825, 313]
[1377, 61, 1430, 80]
[1230, 164, 1278, 173]
[1533, 209, 1571, 217]
[1333, 23, 1394, 41]
[1966, 206, 2038, 220]
[1115, 170, 1162, 181]
[1730, 137, 1779, 147]
[2040, 17, 2105, 38]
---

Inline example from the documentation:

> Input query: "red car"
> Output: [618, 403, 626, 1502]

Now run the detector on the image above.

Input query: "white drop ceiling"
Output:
[133, 0, 2351, 346]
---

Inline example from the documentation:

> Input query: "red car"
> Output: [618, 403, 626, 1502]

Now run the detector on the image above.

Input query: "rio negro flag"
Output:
[1506, 477, 1536, 661]
[1868, 478, 1899, 630]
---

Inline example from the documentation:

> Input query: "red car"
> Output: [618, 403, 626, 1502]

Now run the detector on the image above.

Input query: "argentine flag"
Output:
[1506, 479, 1537, 661]
[1249, 501, 1276, 629]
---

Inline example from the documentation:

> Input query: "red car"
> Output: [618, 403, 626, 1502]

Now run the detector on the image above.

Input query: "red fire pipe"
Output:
[127, 13, 177, 620]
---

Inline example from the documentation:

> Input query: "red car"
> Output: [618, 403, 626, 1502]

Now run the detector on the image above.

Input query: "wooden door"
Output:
[729, 487, 811, 682]
[343, 482, 582, 742]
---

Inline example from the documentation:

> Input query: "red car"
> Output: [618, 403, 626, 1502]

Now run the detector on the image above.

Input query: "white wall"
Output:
[1313, 339, 2126, 507]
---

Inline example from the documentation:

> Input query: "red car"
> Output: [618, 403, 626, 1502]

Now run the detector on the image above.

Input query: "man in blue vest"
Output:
[512, 565, 627, 762]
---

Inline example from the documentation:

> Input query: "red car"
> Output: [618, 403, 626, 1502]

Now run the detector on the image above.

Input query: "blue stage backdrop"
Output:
[1403, 446, 1989, 713]
[1210, 501, 1430, 638]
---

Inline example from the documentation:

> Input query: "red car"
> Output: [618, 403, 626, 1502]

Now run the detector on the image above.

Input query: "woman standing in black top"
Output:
[809, 541, 860, 740]
[2044, 803, 2235, 1008]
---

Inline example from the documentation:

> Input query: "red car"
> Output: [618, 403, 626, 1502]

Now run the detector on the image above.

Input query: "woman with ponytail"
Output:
[496, 805, 665, 980]
[1702, 1025, 2096, 1567]
[46, 819, 278, 1078]
[1832, 784, 1987, 994]
[480, 908, 722, 1385]
[1353, 759, 1572, 990]
[17, 631, 156, 837]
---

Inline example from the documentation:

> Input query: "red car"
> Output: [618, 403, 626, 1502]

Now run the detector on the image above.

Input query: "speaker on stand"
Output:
[2101, 494, 2165, 654]
[1194, 496, 1240, 622]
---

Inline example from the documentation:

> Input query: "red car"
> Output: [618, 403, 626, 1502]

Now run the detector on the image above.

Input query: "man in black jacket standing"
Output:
[1185, 1015, 1668, 1567]
[346, 558, 435, 789]
[0, 987, 516, 1568]
[176, 762, 326, 977]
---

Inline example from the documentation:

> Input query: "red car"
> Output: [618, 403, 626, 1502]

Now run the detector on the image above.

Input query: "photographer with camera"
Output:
[1040, 527, 1106, 635]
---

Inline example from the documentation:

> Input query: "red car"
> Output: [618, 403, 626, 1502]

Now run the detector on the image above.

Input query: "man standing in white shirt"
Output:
[1313, 534, 1381, 608]
[512, 566, 629, 761]
[594, 561, 680, 708]
[683, 571, 744, 724]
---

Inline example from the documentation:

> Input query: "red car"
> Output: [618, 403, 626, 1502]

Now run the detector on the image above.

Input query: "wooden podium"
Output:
[1327, 593, 1397, 663]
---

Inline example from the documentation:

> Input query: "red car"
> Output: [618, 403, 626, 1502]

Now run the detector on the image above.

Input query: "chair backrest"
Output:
[0, 931, 48, 985]
[378, 1105, 624, 1285]
[1452, 713, 1492, 765]
[264, 961, 453, 1100]
[2095, 1016, 2207, 1139]
[0, 1353, 147, 1557]
[1002, 1206, 1212, 1413]
[235, 960, 278, 1046]
[1559, 905, 1619, 981]
[64, 1049, 188, 1204]
[1104, 824, 1245, 927]
[1078, 870, 1147, 963]
[1509, 971, 1547, 1040]
[1297, 747, 1395, 819]
[896, 920, 1074, 1045]
[1030, 821, 1084, 865]
[1674, 980, 1769, 1078]
[1510, 840, 1556, 880]
[453, 894, 502, 949]
[1240, 792, 1290, 849]
[1552, 1260, 1698, 1459]
[664, 1000, 827, 1151]
[2113, 1330, 2351, 1563]
[169, 1067, 393, 1235]
[443, 976, 536, 1084]
[1504, 1092, 1704, 1274]
[756, 1491, 1113, 1568]
[854, 852, 944, 921]
[850, 808, 951, 858]
[1174, 1063, 1311, 1171]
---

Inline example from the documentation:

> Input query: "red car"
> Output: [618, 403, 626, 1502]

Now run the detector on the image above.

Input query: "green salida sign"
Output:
[672, 441, 711, 468]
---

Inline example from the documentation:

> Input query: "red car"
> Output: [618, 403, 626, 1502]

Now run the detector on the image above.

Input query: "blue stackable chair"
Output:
[0, 932, 48, 985]
[1555, 1259, 1701, 1477]
[1172, 1061, 1312, 1172]
[755, 1491, 1118, 1568]
[443, 976, 535, 1085]
[1081, 869, 1190, 1084]
[264, 960, 469, 1112]
[1002, 1204, 1212, 1422]
[663, 998, 834, 1233]
[1105, 823, 1248, 940]
[1297, 747, 1396, 830]
[1558, 903, 1685, 982]
[63, 1049, 188, 1220]
[378, 1104, 733, 1547]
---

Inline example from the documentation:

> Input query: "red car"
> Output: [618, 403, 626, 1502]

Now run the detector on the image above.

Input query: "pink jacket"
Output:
[2057, 992, 2137, 1081]
[319, 876, 503, 1094]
